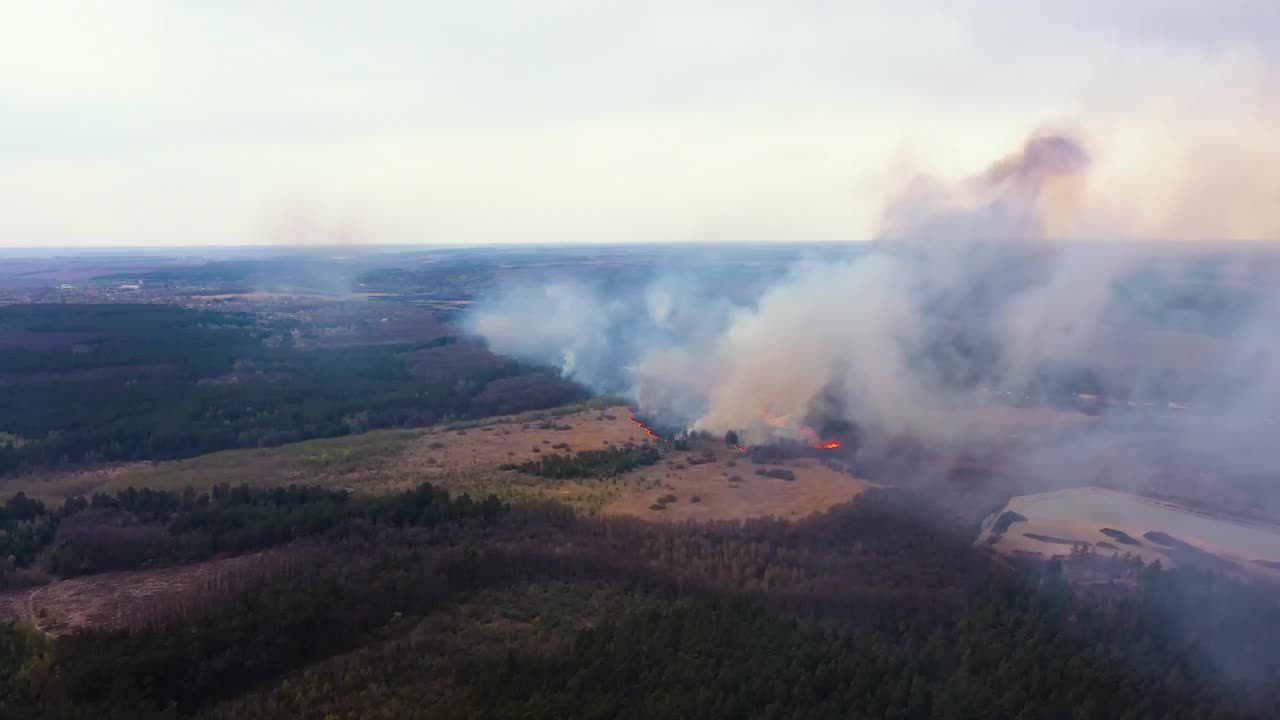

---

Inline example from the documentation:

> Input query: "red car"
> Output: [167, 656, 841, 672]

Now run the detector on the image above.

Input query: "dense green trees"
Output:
[0, 304, 586, 475]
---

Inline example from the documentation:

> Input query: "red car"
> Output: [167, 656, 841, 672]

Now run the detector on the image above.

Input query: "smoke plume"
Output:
[466, 130, 1280, 472]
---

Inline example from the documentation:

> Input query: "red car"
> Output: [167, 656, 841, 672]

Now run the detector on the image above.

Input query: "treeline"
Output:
[501, 445, 660, 479]
[1, 483, 506, 581]
[0, 492, 57, 568]
[0, 304, 587, 476]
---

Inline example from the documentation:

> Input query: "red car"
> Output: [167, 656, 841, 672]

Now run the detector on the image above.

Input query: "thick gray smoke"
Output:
[466, 132, 1280, 474]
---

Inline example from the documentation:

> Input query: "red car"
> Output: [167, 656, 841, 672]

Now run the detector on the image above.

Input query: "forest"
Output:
[1, 482, 504, 583]
[2, 488, 1278, 719]
[0, 304, 586, 475]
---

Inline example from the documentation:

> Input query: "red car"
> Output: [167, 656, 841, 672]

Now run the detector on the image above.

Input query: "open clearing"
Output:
[0, 550, 286, 635]
[106, 429, 420, 495]
[605, 453, 868, 521]
[18, 403, 870, 519]
[979, 486, 1280, 580]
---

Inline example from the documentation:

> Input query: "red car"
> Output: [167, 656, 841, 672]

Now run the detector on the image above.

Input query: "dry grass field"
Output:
[605, 453, 868, 522]
[7, 403, 872, 519]
[0, 463, 150, 504]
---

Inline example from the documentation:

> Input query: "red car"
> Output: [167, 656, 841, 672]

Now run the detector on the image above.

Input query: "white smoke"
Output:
[465, 131, 1280, 466]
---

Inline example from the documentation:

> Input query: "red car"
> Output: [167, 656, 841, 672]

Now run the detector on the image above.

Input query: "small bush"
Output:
[755, 468, 796, 481]
[690, 496, 702, 503]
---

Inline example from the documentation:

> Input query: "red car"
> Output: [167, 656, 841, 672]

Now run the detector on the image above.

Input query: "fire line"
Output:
[625, 407, 661, 441]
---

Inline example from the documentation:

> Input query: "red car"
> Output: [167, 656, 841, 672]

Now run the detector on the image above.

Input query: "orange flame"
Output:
[625, 407, 660, 441]
[813, 440, 841, 450]
[731, 444, 747, 453]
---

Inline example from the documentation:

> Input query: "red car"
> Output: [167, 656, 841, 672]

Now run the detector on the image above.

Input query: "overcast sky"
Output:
[2, 1, 1277, 246]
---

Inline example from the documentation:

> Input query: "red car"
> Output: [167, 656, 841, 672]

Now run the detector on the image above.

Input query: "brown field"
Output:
[403, 406, 659, 512]
[606, 454, 869, 521]
[79, 404, 644, 512]
[22, 403, 870, 519]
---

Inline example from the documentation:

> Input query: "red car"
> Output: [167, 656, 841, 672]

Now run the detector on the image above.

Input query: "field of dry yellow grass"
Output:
[10, 403, 871, 520]
[605, 453, 867, 522]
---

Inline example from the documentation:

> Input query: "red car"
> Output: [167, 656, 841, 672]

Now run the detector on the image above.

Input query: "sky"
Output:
[1, 1, 1277, 247]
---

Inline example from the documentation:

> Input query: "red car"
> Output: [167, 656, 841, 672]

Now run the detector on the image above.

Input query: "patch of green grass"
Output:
[108, 429, 422, 494]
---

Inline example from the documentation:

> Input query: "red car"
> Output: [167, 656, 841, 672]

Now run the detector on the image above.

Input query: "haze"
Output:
[3, 1, 1278, 247]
